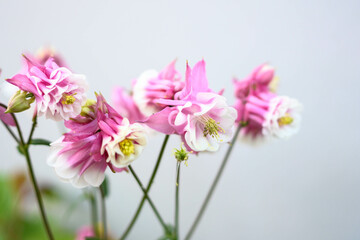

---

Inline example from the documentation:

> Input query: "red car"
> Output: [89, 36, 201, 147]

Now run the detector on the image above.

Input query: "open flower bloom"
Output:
[236, 91, 302, 140]
[145, 60, 237, 152]
[233, 64, 302, 141]
[132, 60, 184, 116]
[6, 55, 87, 120]
[48, 94, 147, 188]
[112, 87, 145, 123]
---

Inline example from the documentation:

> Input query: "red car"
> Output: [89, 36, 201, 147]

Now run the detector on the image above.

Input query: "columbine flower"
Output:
[233, 64, 302, 141]
[132, 60, 184, 116]
[238, 92, 302, 140]
[112, 87, 145, 123]
[6, 55, 88, 120]
[48, 93, 147, 188]
[145, 60, 237, 152]
[262, 95, 302, 138]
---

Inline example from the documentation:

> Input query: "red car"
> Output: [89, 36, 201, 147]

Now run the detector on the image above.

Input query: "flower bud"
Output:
[5, 90, 34, 113]
[174, 144, 191, 166]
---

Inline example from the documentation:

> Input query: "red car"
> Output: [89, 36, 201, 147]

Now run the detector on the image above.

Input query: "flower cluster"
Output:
[0, 52, 302, 190]
[233, 64, 302, 141]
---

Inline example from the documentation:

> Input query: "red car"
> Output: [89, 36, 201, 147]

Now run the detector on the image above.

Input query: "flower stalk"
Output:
[120, 135, 170, 240]
[184, 124, 243, 240]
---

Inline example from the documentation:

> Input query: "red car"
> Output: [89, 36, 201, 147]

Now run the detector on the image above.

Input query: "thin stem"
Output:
[24, 146, 55, 240]
[175, 162, 181, 239]
[99, 186, 107, 240]
[1, 120, 19, 143]
[128, 165, 170, 233]
[89, 191, 99, 237]
[120, 135, 170, 240]
[0, 103, 23, 143]
[27, 115, 37, 145]
[184, 124, 243, 240]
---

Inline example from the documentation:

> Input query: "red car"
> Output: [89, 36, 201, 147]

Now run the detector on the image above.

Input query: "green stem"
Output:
[24, 143, 55, 240]
[184, 124, 243, 240]
[89, 191, 99, 237]
[1, 120, 20, 143]
[175, 162, 181, 239]
[99, 186, 107, 240]
[27, 115, 37, 144]
[120, 135, 170, 240]
[0, 103, 23, 143]
[128, 165, 170, 233]
[2, 106, 54, 240]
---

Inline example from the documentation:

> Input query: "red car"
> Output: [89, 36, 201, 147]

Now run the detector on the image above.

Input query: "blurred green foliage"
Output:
[0, 173, 74, 240]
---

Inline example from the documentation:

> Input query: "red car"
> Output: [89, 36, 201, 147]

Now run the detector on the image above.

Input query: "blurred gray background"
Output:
[0, 0, 360, 239]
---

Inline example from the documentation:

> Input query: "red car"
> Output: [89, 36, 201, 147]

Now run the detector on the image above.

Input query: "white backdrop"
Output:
[0, 0, 360, 239]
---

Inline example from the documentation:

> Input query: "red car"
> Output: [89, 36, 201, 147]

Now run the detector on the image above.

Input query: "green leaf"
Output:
[30, 138, 51, 146]
[17, 145, 25, 155]
[85, 237, 100, 240]
[100, 176, 109, 198]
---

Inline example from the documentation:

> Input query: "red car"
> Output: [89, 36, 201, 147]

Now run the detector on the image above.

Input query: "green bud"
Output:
[5, 90, 35, 113]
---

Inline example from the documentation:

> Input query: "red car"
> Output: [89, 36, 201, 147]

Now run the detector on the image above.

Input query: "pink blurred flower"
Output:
[233, 63, 275, 100]
[112, 87, 145, 123]
[132, 60, 184, 116]
[75, 226, 95, 240]
[48, 94, 147, 188]
[145, 60, 237, 152]
[0, 104, 15, 126]
[6, 55, 87, 120]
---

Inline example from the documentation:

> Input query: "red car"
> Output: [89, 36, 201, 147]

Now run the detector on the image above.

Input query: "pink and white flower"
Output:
[48, 94, 147, 188]
[236, 91, 302, 140]
[132, 60, 184, 116]
[7, 55, 87, 120]
[233, 64, 302, 141]
[145, 60, 237, 152]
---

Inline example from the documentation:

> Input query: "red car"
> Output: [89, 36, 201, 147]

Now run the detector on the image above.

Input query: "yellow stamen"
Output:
[62, 93, 76, 105]
[119, 139, 135, 156]
[200, 115, 224, 140]
[278, 113, 293, 126]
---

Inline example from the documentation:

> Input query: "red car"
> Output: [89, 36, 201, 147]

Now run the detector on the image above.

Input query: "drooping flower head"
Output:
[145, 60, 237, 152]
[48, 93, 147, 188]
[132, 60, 184, 116]
[233, 64, 302, 141]
[6, 55, 87, 120]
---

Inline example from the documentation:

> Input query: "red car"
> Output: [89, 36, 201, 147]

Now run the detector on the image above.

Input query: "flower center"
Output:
[62, 93, 76, 105]
[119, 139, 135, 156]
[278, 113, 293, 126]
[199, 115, 224, 139]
